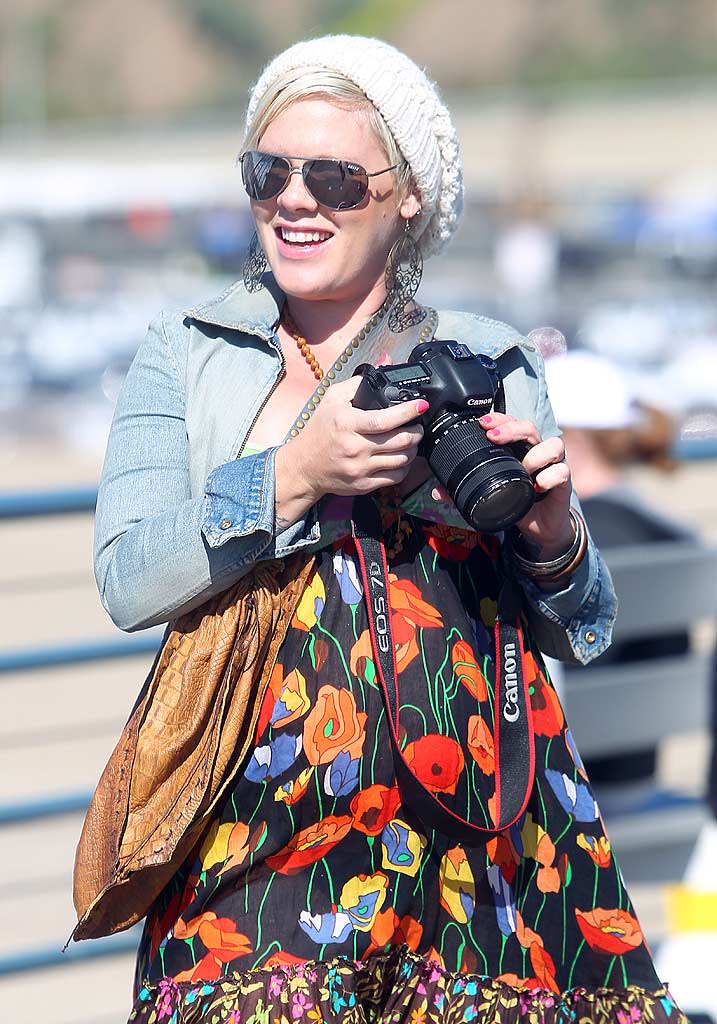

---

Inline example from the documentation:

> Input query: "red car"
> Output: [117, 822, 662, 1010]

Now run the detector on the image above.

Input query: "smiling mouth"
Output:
[276, 227, 333, 247]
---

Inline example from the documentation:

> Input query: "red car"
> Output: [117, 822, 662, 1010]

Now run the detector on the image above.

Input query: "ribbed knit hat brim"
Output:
[246, 35, 464, 258]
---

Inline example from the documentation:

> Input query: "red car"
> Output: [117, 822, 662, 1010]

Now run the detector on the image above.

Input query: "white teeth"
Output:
[281, 228, 332, 243]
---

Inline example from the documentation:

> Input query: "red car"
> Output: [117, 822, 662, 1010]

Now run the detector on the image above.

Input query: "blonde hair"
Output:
[241, 66, 415, 200]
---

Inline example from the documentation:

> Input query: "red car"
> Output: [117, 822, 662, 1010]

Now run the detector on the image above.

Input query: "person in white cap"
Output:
[92, 35, 684, 1024]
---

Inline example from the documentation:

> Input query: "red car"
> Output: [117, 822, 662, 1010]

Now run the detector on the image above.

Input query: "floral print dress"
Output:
[129, 488, 684, 1024]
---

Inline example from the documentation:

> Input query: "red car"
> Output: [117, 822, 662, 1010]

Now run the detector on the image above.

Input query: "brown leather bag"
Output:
[72, 552, 315, 941]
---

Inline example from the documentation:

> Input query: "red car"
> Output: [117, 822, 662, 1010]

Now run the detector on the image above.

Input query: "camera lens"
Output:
[424, 415, 535, 532]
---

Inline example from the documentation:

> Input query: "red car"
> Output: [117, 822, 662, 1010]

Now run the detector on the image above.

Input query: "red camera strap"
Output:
[351, 496, 535, 845]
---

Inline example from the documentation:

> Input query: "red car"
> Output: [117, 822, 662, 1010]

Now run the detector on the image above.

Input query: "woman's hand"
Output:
[479, 412, 574, 557]
[280, 376, 426, 505]
[431, 411, 574, 558]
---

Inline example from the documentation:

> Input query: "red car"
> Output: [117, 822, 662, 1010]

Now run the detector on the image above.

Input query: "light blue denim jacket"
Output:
[94, 276, 617, 665]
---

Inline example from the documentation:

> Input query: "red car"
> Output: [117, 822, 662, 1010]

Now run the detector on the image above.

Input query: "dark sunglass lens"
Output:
[243, 152, 290, 201]
[305, 160, 368, 210]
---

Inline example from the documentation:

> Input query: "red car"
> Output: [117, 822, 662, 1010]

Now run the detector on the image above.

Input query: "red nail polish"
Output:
[481, 414, 493, 424]
[416, 399, 430, 414]
[487, 427, 501, 437]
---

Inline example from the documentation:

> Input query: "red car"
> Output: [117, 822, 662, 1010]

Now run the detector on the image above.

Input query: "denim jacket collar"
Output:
[183, 274, 535, 362]
[184, 275, 283, 341]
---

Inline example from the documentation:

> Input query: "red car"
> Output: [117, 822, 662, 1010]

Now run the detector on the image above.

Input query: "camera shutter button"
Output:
[384, 385, 401, 402]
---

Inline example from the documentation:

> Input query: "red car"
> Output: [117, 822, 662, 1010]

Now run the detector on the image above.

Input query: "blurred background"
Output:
[1, 2, 716, 1022]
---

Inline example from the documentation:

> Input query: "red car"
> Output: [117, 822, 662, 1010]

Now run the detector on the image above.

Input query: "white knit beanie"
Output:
[245, 35, 464, 258]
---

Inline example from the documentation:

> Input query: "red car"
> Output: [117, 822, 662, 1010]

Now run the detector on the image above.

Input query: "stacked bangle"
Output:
[511, 508, 588, 583]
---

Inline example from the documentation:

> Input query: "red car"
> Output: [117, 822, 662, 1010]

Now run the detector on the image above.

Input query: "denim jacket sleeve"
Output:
[511, 348, 618, 665]
[93, 313, 317, 632]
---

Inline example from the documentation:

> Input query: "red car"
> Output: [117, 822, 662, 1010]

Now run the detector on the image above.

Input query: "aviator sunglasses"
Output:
[240, 150, 398, 211]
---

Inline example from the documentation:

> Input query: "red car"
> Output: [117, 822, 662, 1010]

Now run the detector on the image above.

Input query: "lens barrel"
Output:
[424, 414, 535, 532]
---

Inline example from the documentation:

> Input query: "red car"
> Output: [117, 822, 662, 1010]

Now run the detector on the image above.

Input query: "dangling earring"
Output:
[385, 216, 426, 333]
[243, 232, 268, 293]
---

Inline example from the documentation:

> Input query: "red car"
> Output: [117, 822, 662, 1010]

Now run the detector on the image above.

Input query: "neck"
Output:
[283, 279, 390, 347]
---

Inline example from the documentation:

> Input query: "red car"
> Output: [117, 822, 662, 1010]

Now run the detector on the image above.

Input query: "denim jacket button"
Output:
[219, 518, 232, 530]
[584, 629, 597, 644]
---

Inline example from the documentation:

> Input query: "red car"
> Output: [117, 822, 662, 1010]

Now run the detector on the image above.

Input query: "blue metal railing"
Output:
[1, 486, 160, 974]
[0, 486, 98, 519]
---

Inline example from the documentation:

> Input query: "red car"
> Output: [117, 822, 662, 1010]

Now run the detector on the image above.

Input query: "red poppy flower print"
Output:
[574, 907, 644, 955]
[402, 735, 464, 795]
[173, 912, 252, 981]
[255, 661, 284, 742]
[350, 784, 401, 836]
[302, 685, 367, 766]
[486, 833, 520, 885]
[424, 523, 479, 561]
[452, 640, 488, 702]
[467, 715, 495, 775]
[525, 651, 564, 737]
[265, 814, 353, 875]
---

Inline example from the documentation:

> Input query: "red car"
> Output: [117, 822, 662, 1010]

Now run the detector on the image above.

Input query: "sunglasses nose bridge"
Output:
[277, 163, 319, 209]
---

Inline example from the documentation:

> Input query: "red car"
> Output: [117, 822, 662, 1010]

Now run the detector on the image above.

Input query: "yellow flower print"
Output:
[439, 846, 476, 924]
[292, 570, 326, 632]
[274, 767, 315, 806]
[199, 820, 250, 874]
[381, 818, 427, 876]
[339, 871, 389, 931]
[576, 832, 611, 868]
[271, 668, 310, 729]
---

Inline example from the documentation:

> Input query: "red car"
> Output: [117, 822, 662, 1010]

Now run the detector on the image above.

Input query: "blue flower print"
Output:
[487, 863, 516, 936]
[244, 734, 302, 783]
[332, 547, 363, 606]
[545, 769, 599, 821]
[324, 752, 360, 798]
[298, 909, 353, 945]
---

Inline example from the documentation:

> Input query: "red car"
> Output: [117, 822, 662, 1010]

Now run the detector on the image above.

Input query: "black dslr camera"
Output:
[352, 340, 536, 533]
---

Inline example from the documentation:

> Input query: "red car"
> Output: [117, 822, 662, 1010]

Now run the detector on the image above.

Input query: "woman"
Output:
[93, 35, 684, 1024]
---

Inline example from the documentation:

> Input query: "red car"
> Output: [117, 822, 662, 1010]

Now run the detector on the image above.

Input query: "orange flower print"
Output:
[388, 575, 443, 648]
[350, 784, 401, 836]
[302, 685, 367, 766]
[402, 735, 464, 795]
[265, 814, 353, 875]
[577, 832, 612, 868]
[467, 715, 495, 775]
[486, 832, 521, 885]
[173, 912, 252, 981]
[364, 909, 423, 958]
[292, 569, 326, 632]
[452, 640, 488, 702]
[350, 630, 377, 686]
[574, 907, 644, 955]
[262, 950, 307, 970]
[521, 813, 560, 893]
[424, 523, 479, 561]
[529, 943, 560, 994]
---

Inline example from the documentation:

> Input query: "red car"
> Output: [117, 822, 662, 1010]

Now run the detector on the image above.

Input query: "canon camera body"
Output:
[352, 340, 536, 533]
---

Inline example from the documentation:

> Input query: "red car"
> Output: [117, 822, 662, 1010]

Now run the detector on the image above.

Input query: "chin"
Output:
[271, 266, 349, 302]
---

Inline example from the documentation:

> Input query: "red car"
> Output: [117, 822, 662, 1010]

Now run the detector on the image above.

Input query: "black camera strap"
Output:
[351, 495, 535, 845]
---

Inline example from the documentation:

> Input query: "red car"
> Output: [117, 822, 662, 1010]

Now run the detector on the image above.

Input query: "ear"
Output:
[398, 191, 421, 221]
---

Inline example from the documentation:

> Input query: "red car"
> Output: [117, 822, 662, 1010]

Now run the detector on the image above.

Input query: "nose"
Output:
[278, 167, 319, 213]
